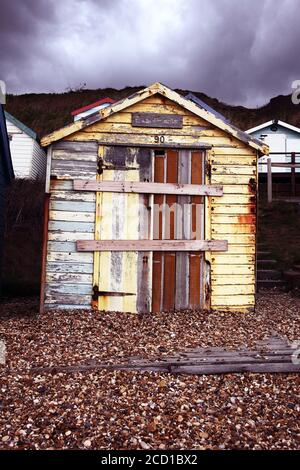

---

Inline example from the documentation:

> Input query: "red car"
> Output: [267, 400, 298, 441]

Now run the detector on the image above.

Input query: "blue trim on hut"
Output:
[0, 105, 14, 293]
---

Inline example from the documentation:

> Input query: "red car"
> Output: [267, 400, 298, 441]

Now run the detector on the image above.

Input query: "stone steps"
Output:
[256, 248, 286, 291]
[283, 270, 300, 289]
[257, 279, 287, 290]
[257, 269, 282, 280]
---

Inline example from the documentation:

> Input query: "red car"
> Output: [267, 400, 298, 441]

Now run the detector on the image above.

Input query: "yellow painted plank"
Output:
[211, 174, 256, 185]
[211, 295, 255, 307]
[78, 121, 225, 137]
[66, 131, 234, 147]
[226, 245, 255, 254]
[211, 305, 254, 313]
[212, 285, 255, 295]
[212, 224, 256, 234]
[222, 185, 256, 195]
[213, 147, 256, 156]
[212, 274, 255, 285]
[211, 155, 256, 165]
[212, 214, 256, 224]
[211, 194, 254, 205]
[211, 254, 255, 264]
[212, 233, 255, 244]
[212, 205, 255, 214]
[211, 265, 254, 275]
[211, 166, 256, 176]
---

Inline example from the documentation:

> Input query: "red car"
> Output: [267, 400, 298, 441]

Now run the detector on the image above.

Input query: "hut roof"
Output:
[41, 82, 269, 154]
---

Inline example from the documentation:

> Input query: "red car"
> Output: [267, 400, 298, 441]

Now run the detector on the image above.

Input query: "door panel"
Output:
[95, 146, 152, 313]
[152, 154, 165, 313]
[152, 149, 205, 312]
[189, 151, 204, 308]
[94, 146, 205, 313]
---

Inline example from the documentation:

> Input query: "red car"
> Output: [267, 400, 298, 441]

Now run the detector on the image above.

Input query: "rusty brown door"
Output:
[152, 149, 205, 312]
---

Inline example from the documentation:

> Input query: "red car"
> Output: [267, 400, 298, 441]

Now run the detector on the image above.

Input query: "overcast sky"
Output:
[0, 0, 299, 106]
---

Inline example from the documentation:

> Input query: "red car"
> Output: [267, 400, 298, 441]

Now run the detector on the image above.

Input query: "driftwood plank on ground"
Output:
[29, 335, 300, 376]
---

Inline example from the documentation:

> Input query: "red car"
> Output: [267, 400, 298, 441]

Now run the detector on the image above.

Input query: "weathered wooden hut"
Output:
[40, 83, 268, 314]
[0, 105, 14, 291]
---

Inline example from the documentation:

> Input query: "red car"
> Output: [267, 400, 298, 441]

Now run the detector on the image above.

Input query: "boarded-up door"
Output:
[152, 149, 205, 312]
[94, 146, 205, 313]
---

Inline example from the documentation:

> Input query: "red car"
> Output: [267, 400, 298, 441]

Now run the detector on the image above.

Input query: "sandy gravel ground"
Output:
[0, 292, 299, 450]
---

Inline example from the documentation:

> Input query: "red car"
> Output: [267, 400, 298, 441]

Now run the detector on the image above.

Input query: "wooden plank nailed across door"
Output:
[77, 240, 228, 252]
[73, 180, 223, 196]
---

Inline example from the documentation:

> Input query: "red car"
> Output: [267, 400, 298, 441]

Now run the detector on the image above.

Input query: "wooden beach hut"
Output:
[40, 83, 268, 314]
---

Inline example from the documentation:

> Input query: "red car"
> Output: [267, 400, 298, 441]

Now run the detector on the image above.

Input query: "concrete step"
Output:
[257, 251, 273, 259]
[283, 270, 300, 288]
[257, 269, 282, 280]
[257, 243, 268, 249]
[257, 259, 277, 269]
[257, 279, 287, 290]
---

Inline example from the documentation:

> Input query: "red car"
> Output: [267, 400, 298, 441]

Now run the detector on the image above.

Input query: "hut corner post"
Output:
[39, 146, 52, 314]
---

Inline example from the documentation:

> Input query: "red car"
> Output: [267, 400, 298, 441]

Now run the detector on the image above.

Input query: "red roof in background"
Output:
[71, 97, 116, 116]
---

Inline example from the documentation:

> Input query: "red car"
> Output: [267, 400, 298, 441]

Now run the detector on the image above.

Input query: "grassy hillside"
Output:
[5, 86, 300, 139]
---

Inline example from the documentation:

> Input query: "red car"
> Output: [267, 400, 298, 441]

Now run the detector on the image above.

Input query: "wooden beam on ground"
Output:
[170, 363, 300, 374]
[76, 239, 228, 252]
[74, 180, 223, 196]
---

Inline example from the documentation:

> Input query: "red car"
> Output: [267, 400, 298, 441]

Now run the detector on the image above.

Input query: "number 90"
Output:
[154, 135, 165, 144]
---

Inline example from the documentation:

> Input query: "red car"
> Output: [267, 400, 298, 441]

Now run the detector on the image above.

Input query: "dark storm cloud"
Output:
[0, 0, 299, 106]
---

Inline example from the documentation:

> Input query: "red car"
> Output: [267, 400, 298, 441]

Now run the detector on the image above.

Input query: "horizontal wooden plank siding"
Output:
[44, 142, 97, 310]
[208, 144, 257, 312]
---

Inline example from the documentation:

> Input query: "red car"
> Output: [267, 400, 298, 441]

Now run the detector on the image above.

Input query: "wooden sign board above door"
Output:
[132, 112, 183, 129]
